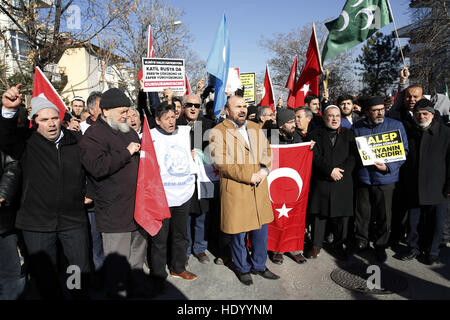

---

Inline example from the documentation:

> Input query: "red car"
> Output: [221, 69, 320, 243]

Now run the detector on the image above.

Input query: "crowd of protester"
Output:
[0, 66, 449, 299]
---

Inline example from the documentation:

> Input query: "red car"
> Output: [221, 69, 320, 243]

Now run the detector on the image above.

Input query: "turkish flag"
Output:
[294, 24, 322, 107]
[184, 75, 192, 97]
[285, 56, 297, 109]
[134, 117, 171, 236]
[267, 142, 313, 252]
[32, 67, 68, 121]
[259, 64, 274, 110]
[137, 25, 155, 81]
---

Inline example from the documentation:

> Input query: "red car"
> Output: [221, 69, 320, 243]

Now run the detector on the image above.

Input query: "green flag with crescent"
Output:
[322, 0, 393, 62]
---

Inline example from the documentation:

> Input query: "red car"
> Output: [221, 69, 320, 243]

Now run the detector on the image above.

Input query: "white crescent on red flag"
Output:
[32, 66, 68, 121]
[293, 23, 323, 107]
[134, 117, 171, 236]
[267, 142, 313, 252]
[259, 64, 274, 110]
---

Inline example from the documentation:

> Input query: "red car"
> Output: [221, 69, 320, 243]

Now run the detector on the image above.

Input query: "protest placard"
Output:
[355, 129, 406, 166]
[142, 58, 185, 93]
[240, 73, 255, 104]
[225, 67, 240, 94]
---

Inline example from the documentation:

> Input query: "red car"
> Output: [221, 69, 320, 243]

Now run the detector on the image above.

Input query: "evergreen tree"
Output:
[356, 32, 404, 96]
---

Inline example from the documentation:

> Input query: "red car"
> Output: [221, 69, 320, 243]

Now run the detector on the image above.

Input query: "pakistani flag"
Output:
[322, 0, 393, 62]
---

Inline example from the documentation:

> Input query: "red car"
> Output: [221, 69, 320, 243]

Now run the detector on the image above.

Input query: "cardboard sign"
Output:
[355, 130, 406, 166]
[142, 58, 185, 93]
[225, 67, 240, 94]
[240, 73, 255, 104]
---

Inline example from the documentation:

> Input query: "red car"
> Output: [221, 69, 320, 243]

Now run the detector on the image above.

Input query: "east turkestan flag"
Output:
[206, 13, 230, 117]
[321, 0, 393, 62]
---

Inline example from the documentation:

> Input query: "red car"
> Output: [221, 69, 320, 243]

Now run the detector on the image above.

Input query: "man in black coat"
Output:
[1, 86, 91, 299]
[397, 99, 450, 265]
[305, 105, 357, 260]
[0, 150, 25, 300]
[79, 88, 145, 298]
[176, 94, 220, 265]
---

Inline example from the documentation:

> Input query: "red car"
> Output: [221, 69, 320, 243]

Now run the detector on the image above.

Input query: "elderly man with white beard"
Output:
[397, 98, 450, 265]
[79, 88, 146, 298]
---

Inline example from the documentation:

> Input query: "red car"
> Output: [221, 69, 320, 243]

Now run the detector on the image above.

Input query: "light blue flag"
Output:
[205, 13, 230, 118]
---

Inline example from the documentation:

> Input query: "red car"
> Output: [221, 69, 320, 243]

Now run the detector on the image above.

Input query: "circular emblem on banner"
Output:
[164, 145, 190, 177]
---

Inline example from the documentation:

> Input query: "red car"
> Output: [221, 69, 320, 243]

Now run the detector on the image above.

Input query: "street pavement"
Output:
[155, 244, 450, 300]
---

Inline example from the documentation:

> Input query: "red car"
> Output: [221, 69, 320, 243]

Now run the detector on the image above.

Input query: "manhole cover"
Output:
[330, 262, 408, 295]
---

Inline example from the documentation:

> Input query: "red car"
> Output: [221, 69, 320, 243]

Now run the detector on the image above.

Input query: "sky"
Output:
[167, 0, 413, 77]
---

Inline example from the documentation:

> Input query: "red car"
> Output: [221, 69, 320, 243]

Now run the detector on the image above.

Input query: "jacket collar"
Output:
[223, 118, 251, 151]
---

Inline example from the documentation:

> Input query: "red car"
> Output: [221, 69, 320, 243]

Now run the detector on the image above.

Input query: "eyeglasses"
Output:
[185, 102, 201, 109]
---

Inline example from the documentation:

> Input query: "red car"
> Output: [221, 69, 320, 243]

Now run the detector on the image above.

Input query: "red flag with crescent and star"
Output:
[293, 23, 322, 107]
[267, 142, 313, 252]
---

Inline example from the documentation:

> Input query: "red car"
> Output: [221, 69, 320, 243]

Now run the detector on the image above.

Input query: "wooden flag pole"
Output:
[387, 0, 407, 67]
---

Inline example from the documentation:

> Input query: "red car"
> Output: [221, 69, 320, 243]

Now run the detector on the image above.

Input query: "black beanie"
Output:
[100, 88, 131, 109]
[413, 98, 435, 114]
[358, 96, 385, 110]
[276, 108, 295, 127]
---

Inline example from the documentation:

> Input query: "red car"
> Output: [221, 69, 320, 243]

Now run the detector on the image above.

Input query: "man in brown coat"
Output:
[209, 96, 279, 286]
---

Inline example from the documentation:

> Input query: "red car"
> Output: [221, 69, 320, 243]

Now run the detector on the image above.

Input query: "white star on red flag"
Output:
[300, 83, 311, 96]
[276, 203, 293, 219]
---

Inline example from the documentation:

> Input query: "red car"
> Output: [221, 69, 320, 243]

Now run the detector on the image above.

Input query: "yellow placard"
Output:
[355, 130, 406, 166]
[240, 73, 255, 104]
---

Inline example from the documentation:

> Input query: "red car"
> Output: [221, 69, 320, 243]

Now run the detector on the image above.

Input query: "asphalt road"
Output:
[155, 244, 450, 301]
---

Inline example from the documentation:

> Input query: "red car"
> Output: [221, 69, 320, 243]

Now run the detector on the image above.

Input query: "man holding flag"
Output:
[79, 88, 146, 298]
[209, 95, 279, 286]
[1, 84, 91, 299]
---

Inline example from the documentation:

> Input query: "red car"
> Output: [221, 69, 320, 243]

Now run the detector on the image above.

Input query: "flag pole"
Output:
[386, 0, 407, 68]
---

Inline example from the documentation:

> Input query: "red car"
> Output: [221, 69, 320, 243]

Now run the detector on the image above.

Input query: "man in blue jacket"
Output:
[353, 96, 408, 263]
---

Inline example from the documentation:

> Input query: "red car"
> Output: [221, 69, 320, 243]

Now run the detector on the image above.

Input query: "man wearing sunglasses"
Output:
[177, 95, 219, 266]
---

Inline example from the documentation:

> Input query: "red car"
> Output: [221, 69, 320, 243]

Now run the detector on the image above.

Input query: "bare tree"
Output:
[259, 20, 357, 102]
[104, 0, 204, 99]
[406, 1, 449, 93]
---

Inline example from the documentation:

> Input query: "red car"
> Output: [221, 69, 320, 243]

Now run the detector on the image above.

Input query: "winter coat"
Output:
[11, 127, 87, 232]
[400, 119, 450, 207]
[353, 117, 408, 186]
[308, 127, 357, 218]
[209, 119, 274, 234]
[79, 117, 140, 233]
[0, 151, 21, 234]
[177, 116, 216, 215]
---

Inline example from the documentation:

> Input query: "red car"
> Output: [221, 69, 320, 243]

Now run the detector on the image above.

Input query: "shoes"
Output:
[426, 255, 440, 265]
[398, 251, 418, 261]
[270, 253, 284, 265]
[251, 268, 280, 280]
[306, 247, 320, 259]
[375, 247, 387, 263]
[214, 256, 231, 265]
[195, 252, 210, 264]
[286, 252, 307, 264]
[170, 270, 197, 281]
[237, 272, 253, 286]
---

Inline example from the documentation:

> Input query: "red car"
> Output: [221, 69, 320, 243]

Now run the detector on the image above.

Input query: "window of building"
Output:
[8, 30, 31, 62]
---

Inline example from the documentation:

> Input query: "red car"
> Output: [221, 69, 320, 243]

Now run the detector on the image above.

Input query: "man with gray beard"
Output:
[79, 88, 147, 298]
[397, 98, 450, 265]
